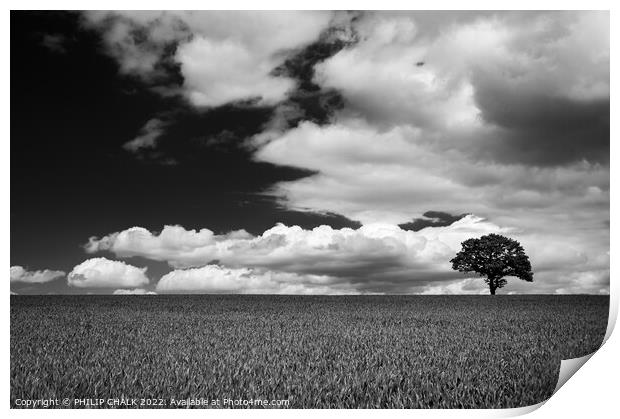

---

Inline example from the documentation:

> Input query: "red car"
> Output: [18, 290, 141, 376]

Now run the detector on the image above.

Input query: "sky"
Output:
[10, 10, 609, 295]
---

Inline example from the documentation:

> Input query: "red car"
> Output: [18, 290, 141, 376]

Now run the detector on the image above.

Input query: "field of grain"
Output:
[10, 295, 608, 408]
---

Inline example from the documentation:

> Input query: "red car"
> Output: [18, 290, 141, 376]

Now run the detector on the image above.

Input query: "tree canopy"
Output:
[450, 234, 533, 295]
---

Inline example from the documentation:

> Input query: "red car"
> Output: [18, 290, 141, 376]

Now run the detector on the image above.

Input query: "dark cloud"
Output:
[270, 210, 362, 231]
[399, 211, 469, 232]
[473, 72, 609, 166]
[273, 16, 359, 92]
[123, 117, 168, 152]
[268, 17, 357, 128]
[41, 33, 68, 53]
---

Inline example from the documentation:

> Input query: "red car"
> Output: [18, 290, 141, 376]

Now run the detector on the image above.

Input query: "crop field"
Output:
[11, 295, 608, 409]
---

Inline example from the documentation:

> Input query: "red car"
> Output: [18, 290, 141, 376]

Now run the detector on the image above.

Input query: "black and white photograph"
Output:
[9, 7, 611, 410]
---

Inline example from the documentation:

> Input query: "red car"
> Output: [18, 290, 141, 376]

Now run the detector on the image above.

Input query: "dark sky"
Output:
[10, 11, 609, 295]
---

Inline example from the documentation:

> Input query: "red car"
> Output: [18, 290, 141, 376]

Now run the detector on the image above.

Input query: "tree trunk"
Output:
[489, 279, 496, 295]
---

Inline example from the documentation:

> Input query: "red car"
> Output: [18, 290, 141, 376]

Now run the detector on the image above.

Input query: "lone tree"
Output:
[450, 234, 533, 295]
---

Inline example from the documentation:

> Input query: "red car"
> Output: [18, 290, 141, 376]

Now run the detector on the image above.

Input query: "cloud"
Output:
[399, 211, 469, 232]
[86, 216, 505, 271]
[313, 11, 609, 166]
[78, 11, 608, 295]
[551, 270, 610, 295]
[247, 112, 608, 295]
[85, 225, 253, 268]
[68, 257, 149, 288]
[87, 213, 608, 295]
[156, 265, 356, 295]
[10, 266, 65, 283]
[41, 33, 68, 53]
[419, 278, 488, 295]
[123, 118, 167, 152]
[82, 11, 332, 107]
[252, 119, 608, 224]
[113, 288, 157, 295]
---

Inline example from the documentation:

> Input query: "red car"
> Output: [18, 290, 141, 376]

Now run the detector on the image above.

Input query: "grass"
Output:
[10, 295, 608, 408]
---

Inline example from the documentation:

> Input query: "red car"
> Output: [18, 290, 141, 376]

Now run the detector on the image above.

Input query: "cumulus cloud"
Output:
[10, 266, 65, 283]
[156, 265, 356, 295]
[84, 225, 252, 267]
[68, 257, 149, 288]
[86, 213, 608, 294]
[113, 288, 157, 295]
[83, 11, 332, 107]
[86, 216, 505, 270]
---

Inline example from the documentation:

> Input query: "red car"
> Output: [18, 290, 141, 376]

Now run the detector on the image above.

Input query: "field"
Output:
[11, 295, 608, 409]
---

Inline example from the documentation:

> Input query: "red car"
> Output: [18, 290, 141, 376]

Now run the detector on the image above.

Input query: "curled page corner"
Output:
[501, 352, 598, 417]
[549, 300, 618, 397]
[553, 353, 595, 395]
[545, 297, 617, 404]
[497, 401, 546, 417]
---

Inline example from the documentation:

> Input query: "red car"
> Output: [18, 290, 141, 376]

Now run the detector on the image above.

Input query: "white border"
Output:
[4, 2, 617, 418]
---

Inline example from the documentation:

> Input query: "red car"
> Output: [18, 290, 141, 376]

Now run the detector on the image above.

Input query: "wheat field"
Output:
[10, 295, 608, 408]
